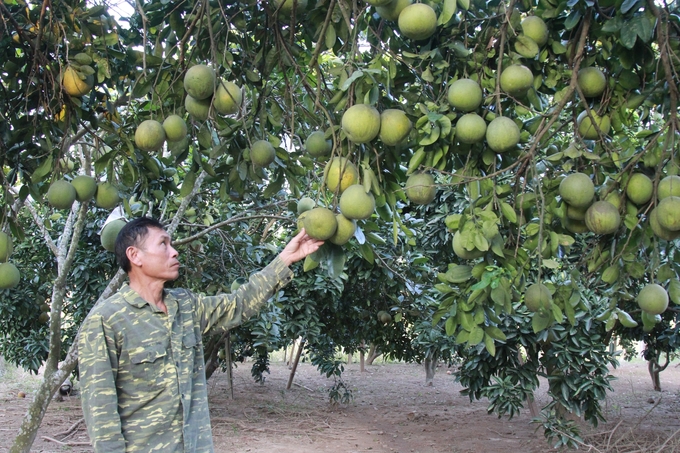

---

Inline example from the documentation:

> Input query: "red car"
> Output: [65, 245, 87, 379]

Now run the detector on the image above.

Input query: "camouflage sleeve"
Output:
[78, 313, 126, 453]
[197, 256, 294, 334]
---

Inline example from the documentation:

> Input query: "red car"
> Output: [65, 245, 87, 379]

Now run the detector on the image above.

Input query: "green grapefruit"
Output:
[135, 119, 166, 152]
[251, 140, 276, 167]
[185, 95, 211, 121]
[649, 207, 680, 241]
[577, 110, 611, 139]
[297, 197, 316, 214]
[524, 283, 552, 312]
[559, 173, 595, 208]
[47, 180, 77, 210]
[658, 175, 680, 200]
[521, 16, 548, 46]
[342, 104, 381, 143]
[447, 79, 483, 112]
[0, 262, 20, 289]
[626, 173, 653, 205]
[95, 182, 120, 209]
[100, 218, 126, 253]
[405, 173, 436, 205]
[163, 115, 188, 142]
[329, 214, 357, 245]
[71, 175, 97, 202]
[183, 64, 216, 100]
[324, 157, 359, 194]
[657, 196, 680, 231]
[577, 67, 607, 98]
[62, 66, 93, 97]
[376, 0, 412, 20]
[456, 113, 487, 144]
[339, 185, 376, 220]
[637, 283, 669, 315]
[305, 131, 332, 157]
[380, 109, 412, 146]
[397, 3, 437, 40]
[452, 231, 485, 260]
[302, 207, 338, 240]
[585, 200, 620, 234]
[486, 116, 520, 152]
[213, 80, 242, 115]
[500, 65, 533, 97]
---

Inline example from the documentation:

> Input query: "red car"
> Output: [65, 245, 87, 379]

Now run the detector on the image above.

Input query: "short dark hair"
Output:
[115, 217, 166, 273]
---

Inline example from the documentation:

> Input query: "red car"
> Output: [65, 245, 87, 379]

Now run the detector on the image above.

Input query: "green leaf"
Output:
[179, 171, 197, 197]
[445, 317, 457, 336]
[621, 0, 641, 14]
[340, 70, 363, 91]
[31, 156, 53, 183]
[484, 334, 496, 357]
[324, 23, 336, 49]
[438, 0, 457, 25]
[485, 326, 507, 341]
[500, 202, 517, 223]
[532, 312, 551, 333]
[620, 24, 638, 49]
[551, 303, 564, 323]
[303, 255, 319, 272]
[455, 330, 470, 344]
[601, 265, 620, 284]
[564, 10, 582, 30]
[669, 278, 680, 305]
[468, 326, 484, 346]
[327, 246, 346, 279]
[359, 242, 374, 264]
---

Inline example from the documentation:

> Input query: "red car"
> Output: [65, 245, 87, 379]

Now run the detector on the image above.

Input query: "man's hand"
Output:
[278, 229, 324, 267]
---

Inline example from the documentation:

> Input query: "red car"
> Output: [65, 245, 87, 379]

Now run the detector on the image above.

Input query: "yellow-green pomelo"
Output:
[380, 109, 412, 146]
[325, 157, 359, 194]
[274, 0, 309, 15]
[604, 190, 624, 209]
[62, 66, 93, 97]
[95, 182, 120, 209]
[303, 207, 338, 240]
[521, 16, 548, 46]
[452, 231, 485, 260]
[577, 67, 607, 98]
[585, 200, 620, 234]
[563, 217, 589, 234]
[447, 79, 483, 112]
[163, 115, 188, 142]
[626, 173, 653, 205]
[649, 207, 680, 241]
[71, 175, 97, 202]
[405, 173, 436, 205]
[339, 184, 376, 220]
[366, 0, 392, 6]
[378, 310, 392, 324]
[656, 196, 680, 231]
[486, 116, 520, 153]
[560, 173, 594, 208]
[376, 0, 412, 21]
[342, 104, 381, 143]
[0, 232, 12, 262]
[456, 113, 486, 144]
[566, 204, 589, 221]
[305, 131, 332, 157]
[329, 214, 357, 245]
[297, 196, 316, 214]
[251, 140, 276, 167]
[577, 110, 611, 139]
[398, 3, 437, 40]
[100, 219, 126, 253]
[135, 119, 166, 152]
[500, 64, 533, 97]
[183, 64, 215, 100]
[47, 180, 77, 210]
[185, 95, 211, 121]
[637, 283, 669, 315]
[658, 175, 680, 200]
[524, 283, 552, 312]
[213, 80, 242, 115]
[0, 262, 20, 289]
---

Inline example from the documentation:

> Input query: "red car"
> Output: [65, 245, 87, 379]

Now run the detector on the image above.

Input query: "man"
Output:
[79, 217, 322, 453]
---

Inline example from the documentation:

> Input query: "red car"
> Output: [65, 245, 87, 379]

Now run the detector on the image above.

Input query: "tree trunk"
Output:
[286, 339, 305, 390]
[366, 343, 381, 365]
[225, 333, 234, 399]
[648, 357, 667, 392]
[424, 353, 439, 386]
[347, 351, 352, 364]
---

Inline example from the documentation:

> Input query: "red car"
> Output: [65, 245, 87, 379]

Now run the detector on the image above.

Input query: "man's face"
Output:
[134, 227, 180, 281]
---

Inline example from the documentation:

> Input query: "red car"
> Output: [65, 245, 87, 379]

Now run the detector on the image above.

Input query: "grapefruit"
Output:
[213, 80, 242, 115]
[637, 283, 669, 315]
[521, 16, 548, 46]
[0, 232, 12, 262]
[0, 262, 20, 289]
[649, 207, 680, 241]
[380, 109, 412, 146]
[135, 119, 166, 152]
[524, 283, 552, 312]
[452, 231, 485, 260]
[447, 78, 483, 112]
[339, 185, 376, 220]
[656, 196, 680, 231]
[324, 157, 359, 194]
[500, 65, 533, 97]
[163, 115, 188, 142]
[183, 64, 216, 100]
[456, 113, 486, 144]
[297, 197, 316, 214]
[563, 217, 590, 234]
[302, 207, 338, 240]
[626, 173, 653, 205]
[585, 200, 620, 234]
[185, 95, 211, 121]
[342, 104, 381, 143]
[405, 173, 436, 205]
[274, 0, 309, 15]
[559, 173, 595, 208]
[486, 116, 520, 152]
[305, 131, 332, 157]
[577, 67, 607, 98]
[251, 140, 276, 167]
[47, 180, 77, 210]
[62, 66, 93, 97]
[71, 175, 97, 202]
[95, 182, 120, 209]
[376, 0, 412, 21]
[329, 214, 357, 245]
[577, 110, 611, 139]
[397, 3, 437, 40]
[658, 175, 680, 200]
[100, 218, 126, 253]
[566, 204, 588, 221]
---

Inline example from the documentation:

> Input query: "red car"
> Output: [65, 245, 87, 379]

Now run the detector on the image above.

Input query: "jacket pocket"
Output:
[128, 341, 169, 388]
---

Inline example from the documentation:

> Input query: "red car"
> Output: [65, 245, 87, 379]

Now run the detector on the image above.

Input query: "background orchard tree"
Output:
[2, 0, 680, 451]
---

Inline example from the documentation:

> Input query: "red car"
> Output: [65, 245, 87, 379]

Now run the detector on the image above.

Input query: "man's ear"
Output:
[127, 246, 143, 268]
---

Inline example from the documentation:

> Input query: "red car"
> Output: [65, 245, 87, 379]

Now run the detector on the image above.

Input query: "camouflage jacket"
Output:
[78, 257, 293, 453]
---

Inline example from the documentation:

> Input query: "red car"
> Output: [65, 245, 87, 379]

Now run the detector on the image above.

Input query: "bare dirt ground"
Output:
[1, 357, 679, 453]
